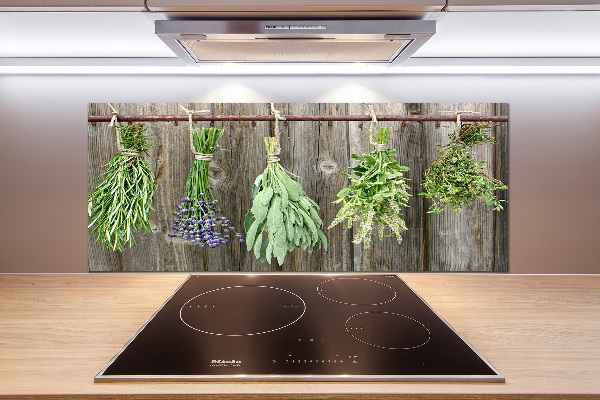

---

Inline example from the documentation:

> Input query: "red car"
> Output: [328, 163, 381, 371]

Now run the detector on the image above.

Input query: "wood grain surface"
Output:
[88, 103, 508, 272]
[0, 273, 598, 400]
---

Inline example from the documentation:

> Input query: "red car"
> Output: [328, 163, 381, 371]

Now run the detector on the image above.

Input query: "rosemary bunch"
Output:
[329, 127, 411, 249]
[88, 123, 156, 251]
[420, 122, 507, 213]
[244, 137, 327, 265]
[170, 127, 243, 247]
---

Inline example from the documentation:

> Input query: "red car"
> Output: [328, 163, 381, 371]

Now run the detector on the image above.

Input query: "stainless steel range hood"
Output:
[155, 20, 435, 67]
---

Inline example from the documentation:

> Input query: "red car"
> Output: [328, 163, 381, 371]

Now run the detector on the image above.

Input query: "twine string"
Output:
[441, 110, 481, 140]
[269, 103, 286, 157]
[179, 104, 211, 158]
[368, 104, 378, 143]
[195, 153, 213, 162]
[367, 104, 388, 151]
[374, 143, 388, 151]
[119, 149, 141, 157]
[107, 103, 140, 157]
[455, 112, 462, 139]
[266, 154, 280, 164]
[107, 103, 119, 128]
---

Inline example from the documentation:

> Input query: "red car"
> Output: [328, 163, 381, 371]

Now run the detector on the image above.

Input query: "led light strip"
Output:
[1, 58, 599, 75]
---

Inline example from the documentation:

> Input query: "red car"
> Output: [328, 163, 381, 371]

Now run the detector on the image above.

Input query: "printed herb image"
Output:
[245, 137, 327, 266]
[88, 123, 156, 251]
[170, 127, 243, 247]
[329, 127, 411, 249]
[420, 121, 507, 213]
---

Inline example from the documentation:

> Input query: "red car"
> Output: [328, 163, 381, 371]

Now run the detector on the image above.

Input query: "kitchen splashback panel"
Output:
[88, 103, 508, 272]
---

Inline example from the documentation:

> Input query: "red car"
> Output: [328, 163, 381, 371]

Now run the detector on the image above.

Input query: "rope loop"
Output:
[269, 103, 286, 155]
[179, 104, 211, 155]
[108, 103, 119, 128]
[107, 103, 126, 153]
[441, 110, 481, 140]
[366, 104, 382, 148]
[368, 104, 378, 135]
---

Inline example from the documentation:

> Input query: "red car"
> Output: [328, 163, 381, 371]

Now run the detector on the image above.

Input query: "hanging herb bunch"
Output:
[245, 137, 327, 265]
[329, 126, 411, 249]
[88, 122, 156, 251]
[420, 121, 507, 213]
[169, 127, 244, 247]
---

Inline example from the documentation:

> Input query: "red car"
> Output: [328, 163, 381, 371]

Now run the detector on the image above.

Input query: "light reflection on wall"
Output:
[195, 82, 269, 103]
[314, 82, 391, 103]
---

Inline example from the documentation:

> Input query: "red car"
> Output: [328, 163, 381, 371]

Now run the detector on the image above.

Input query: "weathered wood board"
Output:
[88, 103, 508, 272]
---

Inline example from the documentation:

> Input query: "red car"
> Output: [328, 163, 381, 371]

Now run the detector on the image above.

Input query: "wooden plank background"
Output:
[88, 103, 508, 272]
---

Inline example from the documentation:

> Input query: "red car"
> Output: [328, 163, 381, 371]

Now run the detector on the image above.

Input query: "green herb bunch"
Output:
[170, 127, 243, 247]
[420, 122, 507, 213]
[329, 127, 411, 249]
[88, 123, 156, 251]
[244, 137, 327, 265]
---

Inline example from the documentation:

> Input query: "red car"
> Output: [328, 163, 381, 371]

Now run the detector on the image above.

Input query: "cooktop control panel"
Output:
[95, 274, 504, 382]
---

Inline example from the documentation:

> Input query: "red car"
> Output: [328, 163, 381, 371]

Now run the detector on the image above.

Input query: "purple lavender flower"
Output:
[170, 127, 244, 247]
[170, 193, 244, 247]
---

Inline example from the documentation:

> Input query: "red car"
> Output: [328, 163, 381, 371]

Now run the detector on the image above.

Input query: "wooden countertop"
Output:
[0, 273, 598, 400]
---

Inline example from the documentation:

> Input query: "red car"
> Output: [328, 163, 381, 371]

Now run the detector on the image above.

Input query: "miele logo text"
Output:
[210, 359, 242, 367]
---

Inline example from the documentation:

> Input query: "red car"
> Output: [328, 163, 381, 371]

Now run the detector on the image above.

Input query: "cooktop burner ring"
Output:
[316, 277, 397, 306]
[179, 285, 306, 337]
[345, 311, 431, 350]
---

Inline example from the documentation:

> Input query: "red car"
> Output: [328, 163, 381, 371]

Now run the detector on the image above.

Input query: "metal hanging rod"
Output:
[88, 115, 508, 123]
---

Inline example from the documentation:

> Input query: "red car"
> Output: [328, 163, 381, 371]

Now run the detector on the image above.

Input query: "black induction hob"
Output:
[95, 274, 504, 382]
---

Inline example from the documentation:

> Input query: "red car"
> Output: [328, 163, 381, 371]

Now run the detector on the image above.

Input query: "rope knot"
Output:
[179, 105, 211, 156]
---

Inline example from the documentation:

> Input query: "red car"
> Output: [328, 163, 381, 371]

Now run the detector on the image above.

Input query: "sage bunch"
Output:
[169, 127, 243, 247]
[420, 122, 507, 213]
[244, 137, 327, 265]
[329, 127, 411, 249]
[88, 123, 156, 251]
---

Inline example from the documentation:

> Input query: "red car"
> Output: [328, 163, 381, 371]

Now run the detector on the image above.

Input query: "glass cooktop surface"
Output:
[95, 274, 503, 382]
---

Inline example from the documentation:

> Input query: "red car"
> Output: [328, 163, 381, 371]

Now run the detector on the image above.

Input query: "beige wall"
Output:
[0, 73, 598, 274]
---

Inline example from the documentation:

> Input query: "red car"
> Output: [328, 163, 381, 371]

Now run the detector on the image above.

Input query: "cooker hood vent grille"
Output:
[182, 40, 411, 63]
[156, 20, 435, 67]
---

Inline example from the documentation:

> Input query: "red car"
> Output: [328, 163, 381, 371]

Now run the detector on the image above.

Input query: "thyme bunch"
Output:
[329, 127, 411, 249]
[170, 127, 243, 247]
[88, 123, 156, 251]
[420, 122, 507, 213]
[244, 137, 327, 266]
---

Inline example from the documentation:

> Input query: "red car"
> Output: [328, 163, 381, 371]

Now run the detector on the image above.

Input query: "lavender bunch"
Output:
[169, 127, 243, 247]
